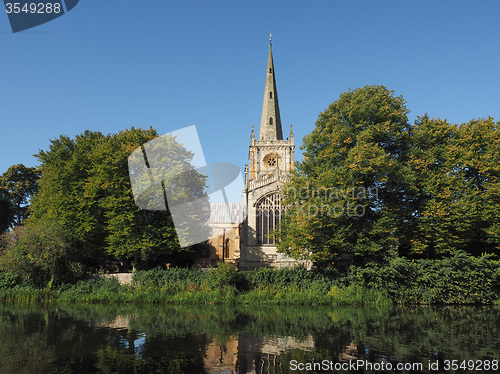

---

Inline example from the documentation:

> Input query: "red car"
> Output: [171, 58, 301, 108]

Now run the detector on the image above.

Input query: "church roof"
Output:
[209, 202, 246, 224]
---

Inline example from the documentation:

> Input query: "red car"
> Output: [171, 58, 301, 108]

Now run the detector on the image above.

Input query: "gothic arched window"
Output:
[256, 193, 284, 245]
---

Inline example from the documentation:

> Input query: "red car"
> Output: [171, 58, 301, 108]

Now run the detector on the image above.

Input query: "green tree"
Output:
[0, 164, 40, 228]
[279, 85, 413, 264]
[279, 86, 500, 263]
[28, 128, 208, 270]
[408, 116, 500, 256]
[456, 118, 500, 254]
[0, 217, 81, 287]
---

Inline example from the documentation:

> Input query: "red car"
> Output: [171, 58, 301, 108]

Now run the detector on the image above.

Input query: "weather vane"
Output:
[269, 33, 272, 45]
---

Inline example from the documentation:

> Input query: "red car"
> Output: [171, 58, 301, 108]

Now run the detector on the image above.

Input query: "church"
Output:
[200, 38, 310, 270]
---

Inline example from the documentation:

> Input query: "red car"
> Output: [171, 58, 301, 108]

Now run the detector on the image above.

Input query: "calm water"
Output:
[0, 303, 499, 373]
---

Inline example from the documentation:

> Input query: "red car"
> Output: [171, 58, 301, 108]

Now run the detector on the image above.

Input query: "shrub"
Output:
[203, 263, 238, 290]
[0, 218, 82, 287]
[58, 278, 124, 303]
[243, 266, 334, 293]
[346, 251, 500, 304]
[0, 271, 21, 289]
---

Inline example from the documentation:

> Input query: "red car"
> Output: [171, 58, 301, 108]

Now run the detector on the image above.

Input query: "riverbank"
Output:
[0, 280, 392, 306]
[0, 266, 390, 306]
[1, 251, 500, 306]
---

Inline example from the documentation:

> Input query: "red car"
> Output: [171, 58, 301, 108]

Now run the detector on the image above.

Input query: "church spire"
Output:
[259, 34, 283, 141]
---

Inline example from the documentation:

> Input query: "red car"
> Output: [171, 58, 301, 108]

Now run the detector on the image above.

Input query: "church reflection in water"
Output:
[203, 334, 359, 374]
[204, 334, 316, 374]
[97, 313, 360, 374]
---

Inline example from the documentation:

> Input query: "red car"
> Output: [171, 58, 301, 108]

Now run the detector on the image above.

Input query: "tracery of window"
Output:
[267, 156, 277, 167]
[264, 153, 280, 168]
[256, 193, 284, 245]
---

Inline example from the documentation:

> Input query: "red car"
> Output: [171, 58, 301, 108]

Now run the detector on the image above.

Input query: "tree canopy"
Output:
[0, 164, 40, 230]
[27, 127, 208, 270]
[278, 85, 500, 264]
[409, 115, 500, 257]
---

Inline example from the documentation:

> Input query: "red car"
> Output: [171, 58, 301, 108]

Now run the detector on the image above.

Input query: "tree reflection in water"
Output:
[0, 304, 499, 373]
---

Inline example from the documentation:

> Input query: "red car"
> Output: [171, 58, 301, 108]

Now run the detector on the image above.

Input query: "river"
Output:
[0, 303, 499, 373]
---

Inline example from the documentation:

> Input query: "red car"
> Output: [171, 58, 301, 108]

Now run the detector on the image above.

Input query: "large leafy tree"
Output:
[279, 85, 414, 264]
[28, 128, 208, 269]
[409, 116, 500, 256]
[0, 164, 40, 228]
[279, 86, 500, 263]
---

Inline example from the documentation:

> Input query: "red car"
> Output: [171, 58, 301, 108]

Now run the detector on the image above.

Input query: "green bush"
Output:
[0, 218, 82, 287]
[0, 271, 21, 289]
[242, 266, 334, 293]
[0, 251, 499, 305]
[58, 278, 124, 303]
[203, 263, 238, 290]
[347, 251, 500, 304]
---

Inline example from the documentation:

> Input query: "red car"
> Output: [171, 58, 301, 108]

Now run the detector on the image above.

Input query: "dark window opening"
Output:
[269, 91, 273, 99]
[225, 239, 230, 259]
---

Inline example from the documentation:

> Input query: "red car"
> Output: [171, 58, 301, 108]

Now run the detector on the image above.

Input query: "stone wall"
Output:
[94, 273, 133, 285]
[196, 223, 241, 268]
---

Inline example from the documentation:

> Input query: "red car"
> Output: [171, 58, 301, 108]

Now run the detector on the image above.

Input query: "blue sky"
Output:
[1, 1, 499, 176]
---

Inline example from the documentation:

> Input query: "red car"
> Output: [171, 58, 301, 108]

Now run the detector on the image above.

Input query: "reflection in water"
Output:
[0, 304, 499, 373]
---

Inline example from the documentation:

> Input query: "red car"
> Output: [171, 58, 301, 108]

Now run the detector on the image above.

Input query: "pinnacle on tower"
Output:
[259, 35, 283, 141]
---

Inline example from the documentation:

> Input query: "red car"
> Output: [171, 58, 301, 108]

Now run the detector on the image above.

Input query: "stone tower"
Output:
[240, 36, 295, 269]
